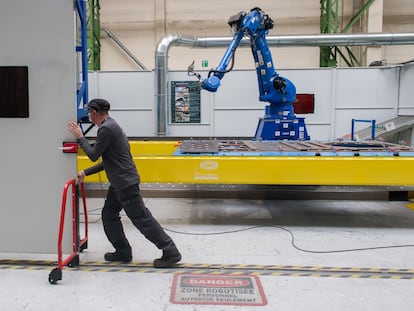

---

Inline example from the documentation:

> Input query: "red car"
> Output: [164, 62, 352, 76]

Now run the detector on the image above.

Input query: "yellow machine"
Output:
[78, 140, 414, 188]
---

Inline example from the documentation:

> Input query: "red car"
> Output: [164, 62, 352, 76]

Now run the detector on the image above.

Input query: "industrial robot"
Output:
[188, 7, 310, 140]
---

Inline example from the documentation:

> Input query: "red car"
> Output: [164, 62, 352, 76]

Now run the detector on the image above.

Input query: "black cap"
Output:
[87, 98, 111, 112]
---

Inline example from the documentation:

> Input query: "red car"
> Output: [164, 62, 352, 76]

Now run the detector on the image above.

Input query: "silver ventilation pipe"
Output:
[155, 33, 414, 136]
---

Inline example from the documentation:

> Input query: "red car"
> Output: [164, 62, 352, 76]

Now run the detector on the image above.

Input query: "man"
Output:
[67, 98, 181, 268]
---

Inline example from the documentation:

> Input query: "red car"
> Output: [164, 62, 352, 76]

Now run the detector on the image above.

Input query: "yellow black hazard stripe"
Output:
[1, 259, 413, 280]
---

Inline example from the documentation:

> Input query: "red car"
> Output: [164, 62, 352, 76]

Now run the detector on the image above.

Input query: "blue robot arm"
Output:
[200, 11, 245, 92]
[198, 7, 296, 117]
[188, 7, 309, 140]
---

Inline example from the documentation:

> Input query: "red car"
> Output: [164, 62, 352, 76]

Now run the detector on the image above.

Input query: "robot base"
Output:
[254, 116, 310, 141]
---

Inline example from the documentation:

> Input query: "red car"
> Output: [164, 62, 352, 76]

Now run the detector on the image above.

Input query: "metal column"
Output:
[75, 0, 89, 121]
[87, 0, 101, 71]
[320, 0, 339, 67]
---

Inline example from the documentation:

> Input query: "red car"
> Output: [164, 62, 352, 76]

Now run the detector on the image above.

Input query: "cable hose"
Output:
[162, 225, 414, 254]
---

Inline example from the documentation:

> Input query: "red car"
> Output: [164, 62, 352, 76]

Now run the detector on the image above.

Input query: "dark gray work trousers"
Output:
[101, 184, 173, 252]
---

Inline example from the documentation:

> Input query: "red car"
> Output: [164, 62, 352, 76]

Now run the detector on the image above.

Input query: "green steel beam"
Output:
[320, 0, 376, 67]
[87, 0, 101, 70]
[341, 0, 376, 33]
[320, 0, 339, 67]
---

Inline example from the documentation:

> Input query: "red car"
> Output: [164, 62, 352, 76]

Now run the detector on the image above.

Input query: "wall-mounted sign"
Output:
[171, 81, 200, 123]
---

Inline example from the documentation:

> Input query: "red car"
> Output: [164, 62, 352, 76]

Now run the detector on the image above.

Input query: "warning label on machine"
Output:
[170, 273, 267, 306]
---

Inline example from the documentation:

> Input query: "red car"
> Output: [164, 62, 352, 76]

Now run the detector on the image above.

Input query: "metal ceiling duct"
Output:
[155, 33, 414, 136]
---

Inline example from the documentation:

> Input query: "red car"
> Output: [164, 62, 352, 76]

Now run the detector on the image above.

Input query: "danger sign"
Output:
[170, 274, 267, 306]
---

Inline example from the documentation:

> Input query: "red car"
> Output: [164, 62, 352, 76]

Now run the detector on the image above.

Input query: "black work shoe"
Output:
[153, 245, 182, 268]
[104, 250, 132, 263]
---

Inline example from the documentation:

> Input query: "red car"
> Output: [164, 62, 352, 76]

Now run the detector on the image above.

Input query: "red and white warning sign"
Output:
[170, 273, 267, 306]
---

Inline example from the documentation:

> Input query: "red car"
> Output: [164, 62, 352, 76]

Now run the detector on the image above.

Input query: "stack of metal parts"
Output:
[178, 139, 414, 156]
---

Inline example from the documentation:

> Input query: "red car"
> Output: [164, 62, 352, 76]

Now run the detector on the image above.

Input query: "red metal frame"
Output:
[57, 179, 88, 270]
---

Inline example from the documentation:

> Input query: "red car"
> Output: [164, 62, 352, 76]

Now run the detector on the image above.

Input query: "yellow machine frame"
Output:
[78, 141, 414, 187]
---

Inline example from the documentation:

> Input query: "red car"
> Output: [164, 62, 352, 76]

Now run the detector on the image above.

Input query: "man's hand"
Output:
[67, 121, 84, 139]
[78, 170, 85, 183]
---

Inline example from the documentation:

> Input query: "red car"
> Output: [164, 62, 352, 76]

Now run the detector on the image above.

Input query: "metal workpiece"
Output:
[177, 140, 414, 156]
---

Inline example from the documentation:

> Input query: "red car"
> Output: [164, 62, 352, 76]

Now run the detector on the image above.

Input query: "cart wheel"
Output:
[48, 268, 62, 284]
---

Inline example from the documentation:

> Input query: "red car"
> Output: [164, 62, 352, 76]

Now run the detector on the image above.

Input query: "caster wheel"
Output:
[48, 268, 62, 284]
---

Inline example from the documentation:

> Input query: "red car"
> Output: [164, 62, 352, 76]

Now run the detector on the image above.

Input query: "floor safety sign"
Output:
[170, 273, 267, 306]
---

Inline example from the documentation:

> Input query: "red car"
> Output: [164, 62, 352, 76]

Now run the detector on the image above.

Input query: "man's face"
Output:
[87, 109, 97, 124]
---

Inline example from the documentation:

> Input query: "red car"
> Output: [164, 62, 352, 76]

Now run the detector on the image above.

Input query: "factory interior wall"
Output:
[93, 0, 414, 140]
[87, 64, 414, 140]
[99, 0, 414, 71]
[0, 2, 411, 256]
[0, 0, 77, 253]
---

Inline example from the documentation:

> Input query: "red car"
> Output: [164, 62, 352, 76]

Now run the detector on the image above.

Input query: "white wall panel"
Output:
[334, 68, 399, 138]
[110, 110, 155, 137]
[88, 71, 156, 136]
[398, 63, 414, 116]
[213, 110, 263, 138]
[214, 70, 262, 109]
[94, 71, 154, 109]
[88, 66, 410, 141]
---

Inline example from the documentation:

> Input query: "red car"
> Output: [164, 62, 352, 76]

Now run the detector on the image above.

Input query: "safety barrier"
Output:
[48, 179, 88, 284]
[351, 119, 376, 140]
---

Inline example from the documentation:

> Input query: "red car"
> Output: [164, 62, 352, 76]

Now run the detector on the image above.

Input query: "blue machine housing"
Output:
[255, 116, 309, 141]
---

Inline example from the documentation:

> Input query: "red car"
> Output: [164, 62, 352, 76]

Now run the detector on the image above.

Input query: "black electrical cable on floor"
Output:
[162, 225, 414, 254]
[84, 171, 414, 254]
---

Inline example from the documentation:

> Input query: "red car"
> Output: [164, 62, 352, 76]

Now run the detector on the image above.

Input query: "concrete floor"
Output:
[1, 196, 414, 310]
